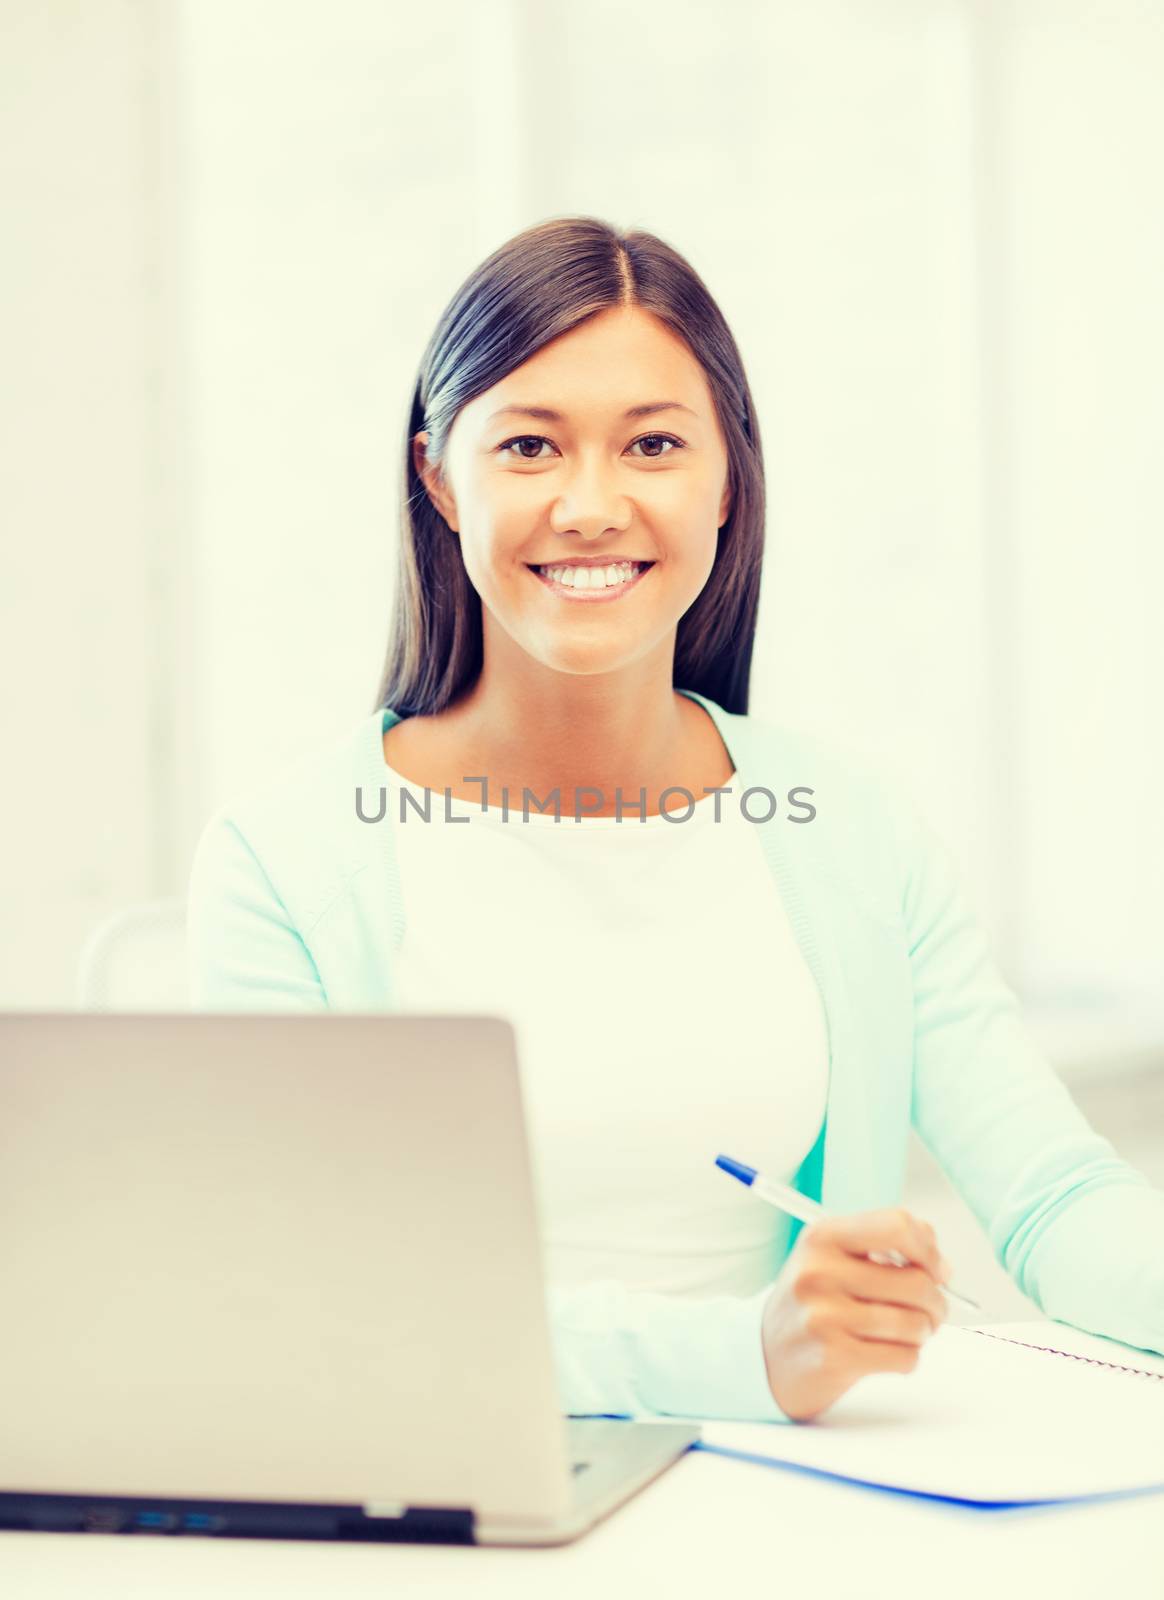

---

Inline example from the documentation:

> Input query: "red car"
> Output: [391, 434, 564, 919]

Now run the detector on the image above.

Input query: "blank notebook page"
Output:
[694, 1322, 1164, 1505]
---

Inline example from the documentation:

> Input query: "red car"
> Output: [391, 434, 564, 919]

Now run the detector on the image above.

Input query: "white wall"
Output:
[0, 1, 161, 1006]
[171, 0, 489, 860]
[991, 2, 1164, 1004]
[2, 0, 1161, 1028]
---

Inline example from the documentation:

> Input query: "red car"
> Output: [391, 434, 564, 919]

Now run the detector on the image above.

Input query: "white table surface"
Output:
[3, 1322, 1162, 1600]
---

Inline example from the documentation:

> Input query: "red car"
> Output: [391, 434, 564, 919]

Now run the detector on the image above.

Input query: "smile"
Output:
[526, 560, 655, 601]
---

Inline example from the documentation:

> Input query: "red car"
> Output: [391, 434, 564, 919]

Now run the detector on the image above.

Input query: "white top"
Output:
[383, 759, 830, 1300]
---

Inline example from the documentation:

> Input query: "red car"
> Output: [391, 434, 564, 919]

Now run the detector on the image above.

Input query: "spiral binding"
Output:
[965, 1326, 1164, 1382]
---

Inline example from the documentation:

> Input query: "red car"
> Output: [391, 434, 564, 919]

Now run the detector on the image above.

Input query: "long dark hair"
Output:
[373, 216, 766, 717]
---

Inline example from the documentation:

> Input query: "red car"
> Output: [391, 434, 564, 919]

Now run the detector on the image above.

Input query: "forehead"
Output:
[459, 306, 715, 428]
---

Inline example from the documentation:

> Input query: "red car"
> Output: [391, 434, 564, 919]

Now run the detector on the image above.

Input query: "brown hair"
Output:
[373, 216, 766, 716]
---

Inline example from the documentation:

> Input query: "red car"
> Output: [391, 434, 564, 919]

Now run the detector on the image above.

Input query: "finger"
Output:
[847, 1299, 936, 1348]
[835, 1257, 947, 1329]
[814, 1207, 944, 1282]
[841, 1330, 923, 1377]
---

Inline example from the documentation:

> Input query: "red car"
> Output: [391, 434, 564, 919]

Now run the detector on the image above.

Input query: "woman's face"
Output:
[414, 305, 733, 680]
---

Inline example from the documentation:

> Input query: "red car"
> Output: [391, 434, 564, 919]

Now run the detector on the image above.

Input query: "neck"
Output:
[435, 661, 721, 819]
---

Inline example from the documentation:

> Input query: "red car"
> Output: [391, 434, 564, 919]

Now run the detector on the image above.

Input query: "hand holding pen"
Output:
[717, 1154, 981, 1424]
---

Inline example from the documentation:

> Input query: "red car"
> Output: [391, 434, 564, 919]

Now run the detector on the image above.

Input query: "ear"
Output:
[413, 432, 460, 532]
[718, 473, 733, 530]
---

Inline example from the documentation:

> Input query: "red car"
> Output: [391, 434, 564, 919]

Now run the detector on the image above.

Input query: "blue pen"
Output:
[715, 1153, 981, 1313]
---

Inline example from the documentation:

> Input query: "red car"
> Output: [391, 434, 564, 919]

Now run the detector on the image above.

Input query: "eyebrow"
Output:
[485, 401, 698, 425]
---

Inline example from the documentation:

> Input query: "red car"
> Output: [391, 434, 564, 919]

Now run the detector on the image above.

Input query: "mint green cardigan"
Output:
[186, 689, 1164, 1422]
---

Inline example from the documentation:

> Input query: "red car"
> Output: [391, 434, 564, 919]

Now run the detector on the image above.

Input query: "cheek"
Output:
[467, 484, 535, 552]
[686, 533, 720, 595]
[457, 525, 527, 609]
[650, 473, 724, 529]
[656, 482, 722, 557]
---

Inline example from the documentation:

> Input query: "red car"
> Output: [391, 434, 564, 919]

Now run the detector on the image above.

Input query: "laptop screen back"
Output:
[0, 1013, 571, 1525]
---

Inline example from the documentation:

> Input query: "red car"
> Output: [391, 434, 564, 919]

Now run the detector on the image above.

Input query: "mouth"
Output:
[525, 559, 656, 602]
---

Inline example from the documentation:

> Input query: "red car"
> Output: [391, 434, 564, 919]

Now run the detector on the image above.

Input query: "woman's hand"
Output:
[760, 1207, 951, 1421]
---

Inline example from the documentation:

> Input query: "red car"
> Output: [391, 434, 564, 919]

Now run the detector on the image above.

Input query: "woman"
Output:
[188, 216, 1164, 1424]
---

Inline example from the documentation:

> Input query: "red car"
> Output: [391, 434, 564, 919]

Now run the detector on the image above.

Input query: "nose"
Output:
[547, 454, 633, 540]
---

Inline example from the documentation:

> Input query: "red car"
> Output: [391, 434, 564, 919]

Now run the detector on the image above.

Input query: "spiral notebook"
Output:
[691, 1321, 1164, 1509]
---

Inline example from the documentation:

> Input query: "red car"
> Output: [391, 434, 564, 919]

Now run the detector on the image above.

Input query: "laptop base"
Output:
[0, 1421, 700, 1548]
[0, 1491, 475, 1543]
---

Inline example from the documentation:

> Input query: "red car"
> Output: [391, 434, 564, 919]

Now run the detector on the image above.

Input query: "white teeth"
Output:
[538, 561, 642, 589]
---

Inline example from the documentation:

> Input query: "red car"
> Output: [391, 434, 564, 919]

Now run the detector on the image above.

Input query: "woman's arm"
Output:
[546, 1278, 792, 1421]
[185, 810, 796, 1421]
[901, 806, 1164, 1356]
[187, 811, 330, 1011]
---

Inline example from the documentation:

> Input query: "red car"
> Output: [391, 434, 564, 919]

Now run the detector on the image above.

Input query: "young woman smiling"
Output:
[189, 217, 1164, 1425]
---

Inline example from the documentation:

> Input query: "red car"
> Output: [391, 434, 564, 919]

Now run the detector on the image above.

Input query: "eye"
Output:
[628, 433, 684, 458]
[498, 435, 556, 460]
[496, 432, 686, 461]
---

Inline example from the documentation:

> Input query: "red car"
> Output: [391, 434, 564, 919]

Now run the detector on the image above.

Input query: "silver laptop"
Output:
[0, 1012, 699, 1546]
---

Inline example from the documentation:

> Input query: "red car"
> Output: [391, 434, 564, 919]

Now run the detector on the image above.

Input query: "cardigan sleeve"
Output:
[900, 805, 1164, 1357]
[185, 809, 797, 1423]
[187, 810, 330, 1011]
[546, 1279, 795, 1422]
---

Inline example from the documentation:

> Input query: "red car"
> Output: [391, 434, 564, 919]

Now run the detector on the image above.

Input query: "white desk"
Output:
[3, 1321, 1162, 1600]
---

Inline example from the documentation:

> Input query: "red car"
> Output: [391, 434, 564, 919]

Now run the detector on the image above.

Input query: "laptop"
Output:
[0, 1012, 700, 1546]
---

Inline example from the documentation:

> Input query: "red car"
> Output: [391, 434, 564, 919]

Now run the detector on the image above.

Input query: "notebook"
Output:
[688, 1321, 1164, 1509]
